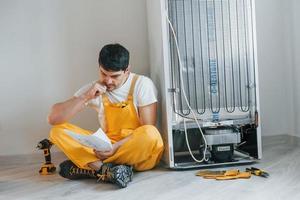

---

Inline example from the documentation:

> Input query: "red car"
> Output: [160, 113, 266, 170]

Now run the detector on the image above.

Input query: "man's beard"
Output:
[106, 84, 116, 91]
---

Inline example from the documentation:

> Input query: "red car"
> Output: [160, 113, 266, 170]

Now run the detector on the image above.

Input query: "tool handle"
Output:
[44, 149, 52, 164]
[216, 172, 251, 180]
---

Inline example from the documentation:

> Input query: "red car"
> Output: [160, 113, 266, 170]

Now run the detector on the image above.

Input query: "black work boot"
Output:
[96, 163, 133, 188]
[59, 160, 96, 180]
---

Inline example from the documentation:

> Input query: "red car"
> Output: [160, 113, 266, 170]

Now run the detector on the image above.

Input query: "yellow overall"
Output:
[49, 75, 164, 171]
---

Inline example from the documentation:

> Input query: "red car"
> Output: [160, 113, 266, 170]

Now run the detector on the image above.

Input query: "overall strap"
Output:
[102, 93, 110, 106]
[127, 75, 139, 100]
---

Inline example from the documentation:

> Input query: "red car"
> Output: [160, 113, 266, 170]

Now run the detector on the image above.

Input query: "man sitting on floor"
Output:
[47, 43, 164, 188]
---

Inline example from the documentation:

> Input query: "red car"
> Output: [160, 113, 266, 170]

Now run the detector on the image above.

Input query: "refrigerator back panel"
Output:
[167, 0, 257, 124]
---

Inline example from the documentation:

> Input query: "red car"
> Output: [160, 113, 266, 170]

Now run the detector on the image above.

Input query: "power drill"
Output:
[36, 139, 56, 175]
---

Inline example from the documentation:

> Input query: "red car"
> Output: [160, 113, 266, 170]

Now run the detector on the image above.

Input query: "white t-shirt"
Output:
[74, 73, 157, 130]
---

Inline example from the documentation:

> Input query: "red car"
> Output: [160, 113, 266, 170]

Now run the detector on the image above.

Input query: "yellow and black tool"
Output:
[36, 139, 56, 175]
[246, 167, 269, 178]
[196, 169, 251, 180]
[215, 171, 251, 180]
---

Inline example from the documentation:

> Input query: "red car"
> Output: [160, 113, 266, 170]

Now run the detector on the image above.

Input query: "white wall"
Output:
[255, 0, 295, 136]
[291, 0, 300, 136]
[0, 0, 298, 156]
[0, 0, 149, 155]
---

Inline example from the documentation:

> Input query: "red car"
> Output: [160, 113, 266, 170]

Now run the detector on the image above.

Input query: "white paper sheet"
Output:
[64, 128, 112, 151]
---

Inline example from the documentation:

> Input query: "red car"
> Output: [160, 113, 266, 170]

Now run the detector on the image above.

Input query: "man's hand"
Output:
[93, 135, 132, 160]
[82, 82, 107, 101]
[94, 143, 119, 160]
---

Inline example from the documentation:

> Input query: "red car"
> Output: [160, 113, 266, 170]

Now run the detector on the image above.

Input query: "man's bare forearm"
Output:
[47, 95, 88, 125]
[48, 82, 107, 125]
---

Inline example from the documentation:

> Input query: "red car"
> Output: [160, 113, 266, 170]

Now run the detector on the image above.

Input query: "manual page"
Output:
[64, 128, 113, 151]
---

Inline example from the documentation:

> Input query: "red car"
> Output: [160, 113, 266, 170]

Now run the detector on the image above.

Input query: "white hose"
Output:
[165, 11, 209, 163]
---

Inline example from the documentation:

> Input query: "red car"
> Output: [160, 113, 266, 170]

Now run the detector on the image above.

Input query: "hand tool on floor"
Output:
[36, 139, 56, 175]
[196, 169, 238, 178]
[196, 169, 251, 180]
[246, 167, 269, 178]
[215, 171, 251, 180]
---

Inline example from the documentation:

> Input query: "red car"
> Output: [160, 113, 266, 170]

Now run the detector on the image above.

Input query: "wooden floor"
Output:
[1, 135, 300, 200]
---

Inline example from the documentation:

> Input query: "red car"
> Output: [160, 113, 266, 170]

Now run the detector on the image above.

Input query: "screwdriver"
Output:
[246, 167, 269, 178]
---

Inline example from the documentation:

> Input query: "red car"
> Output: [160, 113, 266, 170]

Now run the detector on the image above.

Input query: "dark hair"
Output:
[98, 43, 129, 71]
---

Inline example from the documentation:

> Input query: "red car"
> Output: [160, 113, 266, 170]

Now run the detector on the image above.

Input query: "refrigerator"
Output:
[147, 0, 262, 169]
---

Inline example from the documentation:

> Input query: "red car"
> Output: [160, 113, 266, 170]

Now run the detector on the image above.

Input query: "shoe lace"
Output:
[97, 174, 108, 182]
[70, 166, 95, 177]
[96, 165, 110, 182]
